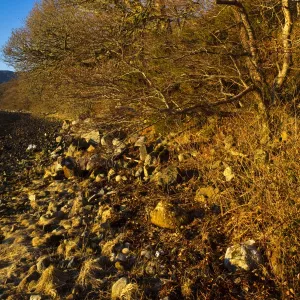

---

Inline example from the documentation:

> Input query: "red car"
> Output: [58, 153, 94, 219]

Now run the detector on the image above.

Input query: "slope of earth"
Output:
[0, 112, 299, 299]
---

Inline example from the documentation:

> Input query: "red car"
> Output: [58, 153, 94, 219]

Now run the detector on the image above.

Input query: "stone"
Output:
[151, 166, 179, 188]
[62, 157, 77, 178]
[87, 145, 96, 152]
[95, 175, 103, 182]
[62, 120, 71, 130]
[30, 296, 42, 300]
[81, 130, 100, 144]
[224, 240, 262, 271]
[150, 201, 188, 229]
[56, 136, 62, 143]
[37, 256, 51, 273]
[139, 144, 147, 161]
[122, 248, 130, 255]
[195, 186, 219, 203]
[115, 175, 122, 182]
[134, 136, 146, 147]
[101, 134, 113, 147]
[135, 167, 143, 177]
[178, 153, 190, 162]
[66, 144, 76, 157]
[141, 250, 151, 259]
[108, 168, 116, 180]
[223, 166, 234, 182]
[116, 253, 127, 262]
[254, 149, 268, 164]
[72, 137, 89, 150]
[111, 277, 128, 300]
[26, 144, 37, 152]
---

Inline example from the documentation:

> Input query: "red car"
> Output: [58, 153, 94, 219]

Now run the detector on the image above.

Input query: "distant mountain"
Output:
[0, 71, 15, 84]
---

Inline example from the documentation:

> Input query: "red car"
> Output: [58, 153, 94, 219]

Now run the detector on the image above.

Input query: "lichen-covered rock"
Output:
[224, 240, 262, 271]
[81, 130, 100, 144]
[194, 186, 219, 203]
[151, 166, 179, 188]
[150, 201, 189, 229]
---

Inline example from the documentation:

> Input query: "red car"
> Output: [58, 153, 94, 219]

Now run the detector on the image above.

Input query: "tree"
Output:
[2, 0, 299, 133]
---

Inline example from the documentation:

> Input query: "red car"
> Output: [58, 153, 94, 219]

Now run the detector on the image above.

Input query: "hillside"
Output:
[0, 70, 15, 84]
[0, 110, 299, 299]
[0, 0, 299, 299]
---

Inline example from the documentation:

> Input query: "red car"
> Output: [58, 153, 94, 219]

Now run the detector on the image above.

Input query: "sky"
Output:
[0, 0, 38, 71]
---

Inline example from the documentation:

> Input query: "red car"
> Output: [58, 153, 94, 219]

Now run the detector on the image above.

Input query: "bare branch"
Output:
[161, 85, 254, 115]
[275, 0, 293, 89]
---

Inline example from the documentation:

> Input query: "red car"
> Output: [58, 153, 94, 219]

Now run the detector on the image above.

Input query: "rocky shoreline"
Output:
[0, 112, 286, 299]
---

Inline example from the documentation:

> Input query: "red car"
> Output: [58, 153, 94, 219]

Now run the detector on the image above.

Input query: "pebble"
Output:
[122, 248, 130, 255]
[116, 253, 127, 262]
[141, 250, 151, 259]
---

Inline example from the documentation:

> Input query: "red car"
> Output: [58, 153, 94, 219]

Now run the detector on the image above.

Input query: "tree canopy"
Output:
[2, 0, 299, 138]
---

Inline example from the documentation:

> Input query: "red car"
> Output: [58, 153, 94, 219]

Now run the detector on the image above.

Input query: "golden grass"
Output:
[33, 265, 68, 298]
[171, 107, 299, 297]
[76, 258, 104, 290]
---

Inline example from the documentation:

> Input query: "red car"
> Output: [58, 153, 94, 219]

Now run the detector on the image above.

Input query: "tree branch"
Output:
[160, 85, 254, 115]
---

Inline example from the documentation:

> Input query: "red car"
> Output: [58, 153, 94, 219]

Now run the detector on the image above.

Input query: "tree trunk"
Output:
[232, 5, 272, 145]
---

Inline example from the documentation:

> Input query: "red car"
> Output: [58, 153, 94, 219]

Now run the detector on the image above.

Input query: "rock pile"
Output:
[0, 114, 270, 299]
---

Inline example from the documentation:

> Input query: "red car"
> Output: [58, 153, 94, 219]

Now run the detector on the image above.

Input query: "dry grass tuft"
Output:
[120, 282, 140, 299]
[76, 258, 105, 290]
[33, 265, 68, 298]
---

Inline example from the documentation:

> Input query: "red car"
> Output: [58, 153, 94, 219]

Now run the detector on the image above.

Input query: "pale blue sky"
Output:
[0, 0, 37, 70]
